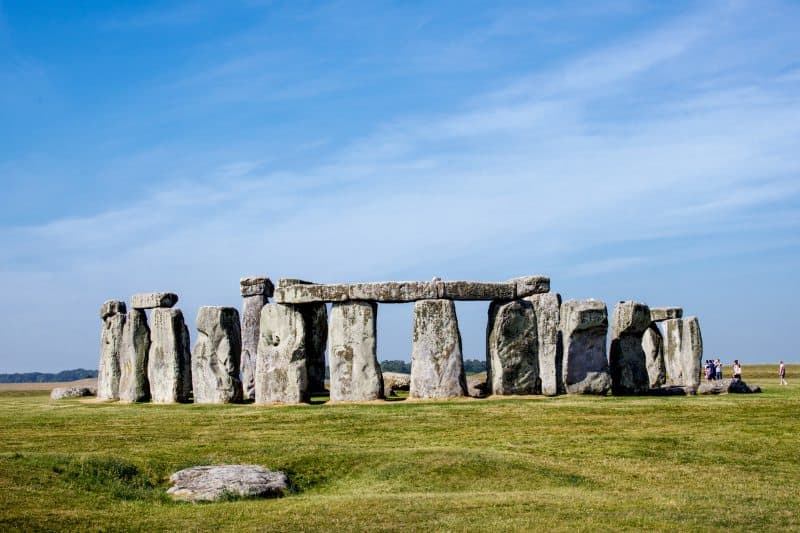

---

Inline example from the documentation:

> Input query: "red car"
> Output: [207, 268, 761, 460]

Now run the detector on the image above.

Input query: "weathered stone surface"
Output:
[698, 379, 761, 395]
[97, 312, 126, 400]
[440, 281, 515, 301]
[148, 308, 192, 403]
[100, 300, 127, 319]
[486, 299, 539, 395]
[650, 307, 683, 322]
[119, 309, 151, 402]
[609, 301, 651, 395]
[131, 292, 178, 309]
[328, 301, 383, 402]
[192, 307, 243, 404]
[560, 299, 611, 395]
[167, 465, 289, 502]
[273, 278, 549, 304]
[642, 324, 666, 388]
[663, 317, 703, 388]
[410, 299, 467, 398]
[274, 284, 351, 304]
[241, 293, 268, 401]
[509, 276, 551, 298]
[647, 385, 696, 396]
[255, 303, 309, 404]
[527, 292, 562, 396]
[383, 372, 411, 395]
[240, 276, 275, 298]
[349, 281, 438, 302]
[50, 386, 95, 400]
[301, 303, 328, 393]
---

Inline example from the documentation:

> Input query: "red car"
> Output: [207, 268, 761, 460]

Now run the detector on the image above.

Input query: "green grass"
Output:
[0, 365, 798, 532]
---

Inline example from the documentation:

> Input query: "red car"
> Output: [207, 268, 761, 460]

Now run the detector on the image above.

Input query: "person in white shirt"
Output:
[779, 361, 788, 386]
[732, 360, 742, 381]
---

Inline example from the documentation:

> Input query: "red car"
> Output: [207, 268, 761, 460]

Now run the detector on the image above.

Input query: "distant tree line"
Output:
[0, 368, 98, 384]
[380, 359, 486, 374]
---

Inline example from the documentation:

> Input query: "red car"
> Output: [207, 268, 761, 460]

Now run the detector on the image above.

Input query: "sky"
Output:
[1, 0, 799, 373]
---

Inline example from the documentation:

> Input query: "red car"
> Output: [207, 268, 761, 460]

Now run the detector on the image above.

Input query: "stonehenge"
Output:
[240, 276, 273, 400]
[98, 275, 706, 405]
[192, 306, 243, 404]
[97, 300, 126, 400]
[410, 299, 468, 398]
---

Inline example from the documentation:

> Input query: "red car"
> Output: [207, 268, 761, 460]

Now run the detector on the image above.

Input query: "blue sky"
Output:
[1, 0, 799, 372]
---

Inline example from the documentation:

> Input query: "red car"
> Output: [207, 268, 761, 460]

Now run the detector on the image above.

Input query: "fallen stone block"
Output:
[148, 308, 193, 403]
[167, 465, 289, 502]
[192, 306, 243, 404]
[410, 299, 468, 398]
[50, 386, 96, 400]
[383, 372, 411, 395]
[328, 301, 383, 402]
[560, 299, 611, 395]
[131, 292, 178, 309]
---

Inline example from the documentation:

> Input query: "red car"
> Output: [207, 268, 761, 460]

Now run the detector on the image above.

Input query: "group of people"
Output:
[703, 359, 743, 382]
[703, 359, 790, 386]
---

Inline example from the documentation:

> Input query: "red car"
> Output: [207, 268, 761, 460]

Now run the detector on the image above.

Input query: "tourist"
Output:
[732, 360, 742, 381]
[704, 361, 713, 382]
[715, 359, 722, 381]
[779, 361, 788, 386]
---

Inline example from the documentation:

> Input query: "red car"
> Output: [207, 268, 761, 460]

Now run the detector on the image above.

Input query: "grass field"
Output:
[0, 364, 797, 532]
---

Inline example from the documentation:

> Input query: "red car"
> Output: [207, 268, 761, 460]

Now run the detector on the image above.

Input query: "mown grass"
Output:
[0, 364, 797, 532]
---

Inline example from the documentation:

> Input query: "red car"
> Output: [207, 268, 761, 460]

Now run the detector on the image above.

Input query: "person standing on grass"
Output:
[779, 361, 788, 386]
[715, 359, 723, 381]
[732, 360, 742, 381]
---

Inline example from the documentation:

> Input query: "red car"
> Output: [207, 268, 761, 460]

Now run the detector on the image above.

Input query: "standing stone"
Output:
[410, 299, 467, 399]
[609, 301, 652, 395]
[527, 292, 562, 396]
[642, 324, 666, 388]
[240, 276, 273, 401]
[119, 309, 151, 403]
[560, 300, 611, 395]
[301, 303, 328, 393]
[255, 303, 309, 404]
[97, 300, 126, 400]
[486, 299, 539, 395]
[192, 307, 243, 404]
[328, 301, 383, 402]
[663, 317, 703, 389]
[148, 308, 192, 403]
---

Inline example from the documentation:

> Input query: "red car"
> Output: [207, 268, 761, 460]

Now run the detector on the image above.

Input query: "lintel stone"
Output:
[650, 307, 683, 322]
[131, 292, 178, 309]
